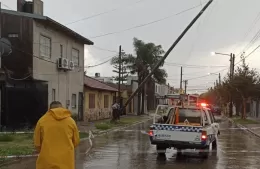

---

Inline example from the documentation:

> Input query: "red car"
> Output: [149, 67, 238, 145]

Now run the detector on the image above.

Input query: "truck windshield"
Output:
[178, 108, 201, 124]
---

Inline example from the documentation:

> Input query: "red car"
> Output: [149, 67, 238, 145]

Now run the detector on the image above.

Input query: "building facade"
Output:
[0, 0, 93, 129]
[155, 83, 169, 105]
[84, 76, 117, 121]
[92, 73, 114, 83]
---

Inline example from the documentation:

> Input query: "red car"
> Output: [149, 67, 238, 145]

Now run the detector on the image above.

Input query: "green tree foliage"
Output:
[110, 38, 168, 115]
[111, 55, 129, 84]
[200, 56, 260, 118]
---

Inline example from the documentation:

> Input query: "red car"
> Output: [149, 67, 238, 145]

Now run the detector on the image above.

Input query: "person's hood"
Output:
[48, 107, 72, 120]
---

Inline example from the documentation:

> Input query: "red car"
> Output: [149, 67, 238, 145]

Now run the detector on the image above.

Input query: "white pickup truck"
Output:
[149, 105, 220, 158]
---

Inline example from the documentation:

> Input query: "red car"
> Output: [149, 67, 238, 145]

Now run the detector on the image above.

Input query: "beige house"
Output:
[84, 76, 118, 121]
[1, 0, 93, 123]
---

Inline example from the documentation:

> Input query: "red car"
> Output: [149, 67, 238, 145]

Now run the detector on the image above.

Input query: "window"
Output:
[178, 108, 201, 124]
[40, 35, 51, 58]
[89, 94, 95, 109]
[60, 44, 63, 57]
[72, 94, 76, 108]
[72, 48, 79, 66]
[104, 95, 109, 108]
[52, 89, 56, 101]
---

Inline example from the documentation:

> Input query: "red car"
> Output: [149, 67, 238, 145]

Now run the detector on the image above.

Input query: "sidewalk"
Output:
[77, 113, 155, 134]
[230, 116, 260, 137]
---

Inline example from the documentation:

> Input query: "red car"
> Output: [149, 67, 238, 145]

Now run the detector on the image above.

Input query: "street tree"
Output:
[111, 38, 167, 115]
[229, 57, 260, 119]
[111, 55, 129, 84]
[202, 56, 260, 119]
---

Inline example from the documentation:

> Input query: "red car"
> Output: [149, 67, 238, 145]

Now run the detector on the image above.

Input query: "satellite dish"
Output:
[0, 38, 12, 56]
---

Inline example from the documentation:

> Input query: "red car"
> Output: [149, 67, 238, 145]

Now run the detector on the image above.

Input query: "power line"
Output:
[2, 38, 117, 70]
[186, 44, 260, 81]
[85, 56, 116, 68]
[233, 10, 260, 53]
[90, 46, 118, 53]
[164, 62, 228, 68]
[89, 3, 205, 39]
[65, 0, 147, 25]
[0, 2, 12, 9]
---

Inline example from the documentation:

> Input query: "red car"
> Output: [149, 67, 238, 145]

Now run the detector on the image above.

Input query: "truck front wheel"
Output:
[212, 139, 217, 149]
[176, 149, 182, 157]
[156, 145, 167, 155]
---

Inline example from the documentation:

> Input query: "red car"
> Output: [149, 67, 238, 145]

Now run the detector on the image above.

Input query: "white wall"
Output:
[32, 20, 85, 114]
[155, 83, 168, 96]
[93, 77, 113, 83]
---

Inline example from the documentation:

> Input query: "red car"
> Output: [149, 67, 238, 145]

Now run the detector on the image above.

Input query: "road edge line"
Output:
[227, 117, 260, 138]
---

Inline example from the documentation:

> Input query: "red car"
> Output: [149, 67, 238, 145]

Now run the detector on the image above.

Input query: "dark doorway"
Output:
[78, 92, 84, 121]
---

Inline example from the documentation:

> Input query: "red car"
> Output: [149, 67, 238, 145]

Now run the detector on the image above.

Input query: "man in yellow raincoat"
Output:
[34, 101, 80, 169]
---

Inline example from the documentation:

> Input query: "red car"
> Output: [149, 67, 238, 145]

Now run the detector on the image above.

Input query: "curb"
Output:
[228, 117, 260, 138]
[93, 117, 153, 137]
[0, 117, 153, 161]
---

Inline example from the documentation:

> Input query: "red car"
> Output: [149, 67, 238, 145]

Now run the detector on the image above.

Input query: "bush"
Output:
[0, 134, 14, 142]
[95, 123, 112, 130]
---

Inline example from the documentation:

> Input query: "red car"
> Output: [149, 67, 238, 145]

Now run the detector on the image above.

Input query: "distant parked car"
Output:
[210, 105, 221, 115]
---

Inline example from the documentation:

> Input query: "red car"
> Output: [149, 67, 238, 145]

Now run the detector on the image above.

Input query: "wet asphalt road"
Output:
[3, 117, 260, 169]
[78, 117, 260, 169]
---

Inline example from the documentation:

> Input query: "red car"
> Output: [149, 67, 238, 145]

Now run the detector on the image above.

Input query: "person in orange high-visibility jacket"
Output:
[34, 101, 80, 169]
[175, 107, 179, 124]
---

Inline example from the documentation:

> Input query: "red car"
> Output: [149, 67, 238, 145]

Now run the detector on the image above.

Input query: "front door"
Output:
[78, 92, 84, 121]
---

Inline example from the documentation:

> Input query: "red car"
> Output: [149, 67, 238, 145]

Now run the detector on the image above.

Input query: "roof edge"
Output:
[1, 9, 94, 45]
[84, 76, 118, 91]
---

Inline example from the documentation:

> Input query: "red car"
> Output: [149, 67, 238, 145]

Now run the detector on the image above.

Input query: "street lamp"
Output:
[211, 51, 230, 56]
[211, 51, 235, 118]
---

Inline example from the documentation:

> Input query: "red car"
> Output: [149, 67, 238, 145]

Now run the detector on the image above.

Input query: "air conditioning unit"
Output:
[57, 58, 69, 69]
[69, 61, 75, 70]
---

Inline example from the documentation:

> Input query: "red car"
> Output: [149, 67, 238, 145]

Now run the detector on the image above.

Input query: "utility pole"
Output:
[118, 45, 121, 108]
[184, 80, 188, 94]
[229, 53, 235, 117]
[218, 73, 221, 84]
[232, 54, 235, 77]
[122, 0, 213, 109]
[0, 2, 1, 130]
[180, 67, 183, 93]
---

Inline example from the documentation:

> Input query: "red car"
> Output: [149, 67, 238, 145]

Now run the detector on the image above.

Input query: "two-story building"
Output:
[0, 0, 93, 129]
[155, 83, 169, 105]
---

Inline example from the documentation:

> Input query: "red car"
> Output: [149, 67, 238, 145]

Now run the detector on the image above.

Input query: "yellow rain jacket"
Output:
[34, 108, 80, 169]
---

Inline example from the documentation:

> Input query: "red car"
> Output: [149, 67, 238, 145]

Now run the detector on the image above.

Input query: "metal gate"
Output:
[1, 81, 48, 130]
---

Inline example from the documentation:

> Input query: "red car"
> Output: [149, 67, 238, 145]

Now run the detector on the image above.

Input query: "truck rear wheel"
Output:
[156, 145, 167, 155]
[199, 146, 209, 158]
[212, 139, 217, 150]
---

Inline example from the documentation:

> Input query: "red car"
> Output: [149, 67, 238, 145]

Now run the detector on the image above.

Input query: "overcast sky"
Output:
[2, 0, 260, 93]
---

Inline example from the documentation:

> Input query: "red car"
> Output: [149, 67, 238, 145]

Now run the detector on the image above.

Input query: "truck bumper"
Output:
[150, 136, 208, 149]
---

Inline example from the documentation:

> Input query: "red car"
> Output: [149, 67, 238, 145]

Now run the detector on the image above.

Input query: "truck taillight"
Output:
[149, 130, 153, 136]
[201, 131, 207, 141]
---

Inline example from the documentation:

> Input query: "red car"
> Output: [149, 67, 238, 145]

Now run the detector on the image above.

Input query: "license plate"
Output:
[155, 134, 171, 139]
